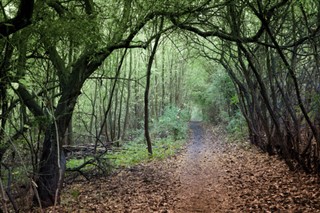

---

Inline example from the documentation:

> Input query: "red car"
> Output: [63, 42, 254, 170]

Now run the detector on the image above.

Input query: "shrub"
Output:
[154, 106, 190, 140]
[108, 138, 185, 168]
[226, 111, 248, 140]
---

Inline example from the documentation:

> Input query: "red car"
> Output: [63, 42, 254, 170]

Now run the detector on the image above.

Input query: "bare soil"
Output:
[39, 122, 320, 212]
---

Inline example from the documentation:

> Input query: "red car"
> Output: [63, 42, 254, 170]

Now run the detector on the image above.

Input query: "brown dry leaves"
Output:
[221, 147, 320, 212]
[41, 155, 181, 213]
[41, 123, 320, 212]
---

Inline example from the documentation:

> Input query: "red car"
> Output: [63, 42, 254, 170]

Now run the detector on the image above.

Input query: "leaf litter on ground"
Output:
[34, 122, 320, 212]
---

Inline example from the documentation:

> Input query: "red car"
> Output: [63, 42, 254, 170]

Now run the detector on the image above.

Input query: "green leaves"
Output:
[155, 106, 190, 140]
[109, 137, 185, 168]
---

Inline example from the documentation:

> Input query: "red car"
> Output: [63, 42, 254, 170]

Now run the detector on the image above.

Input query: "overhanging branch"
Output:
[0, 0, 34, 37]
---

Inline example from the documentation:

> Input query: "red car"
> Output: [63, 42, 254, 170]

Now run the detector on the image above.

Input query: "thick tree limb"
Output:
[47, 0, 67, 17]
[13, 83, 45, 117]
[0, 0, 34, 37]
[171, 19, 265, 43]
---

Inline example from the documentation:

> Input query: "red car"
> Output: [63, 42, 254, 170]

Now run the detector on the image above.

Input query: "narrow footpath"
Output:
[174, 121, 230, 212]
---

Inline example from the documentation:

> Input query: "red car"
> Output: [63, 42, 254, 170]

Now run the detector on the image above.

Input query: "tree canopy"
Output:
[1, 0, 320, 211]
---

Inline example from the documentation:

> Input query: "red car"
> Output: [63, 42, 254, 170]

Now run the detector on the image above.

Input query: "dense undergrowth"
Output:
[110, 138, 186, 167]
[66, 106, 190, 176]
[66, 138, 186, 171]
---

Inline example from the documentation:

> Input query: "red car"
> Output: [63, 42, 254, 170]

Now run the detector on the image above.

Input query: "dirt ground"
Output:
[39, 122, 320, 212]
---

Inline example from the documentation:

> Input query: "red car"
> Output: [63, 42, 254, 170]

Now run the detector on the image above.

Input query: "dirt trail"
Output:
[173, 122, 320, 212]
[43, 122, 320, 212]
[174, 122, 229, 212]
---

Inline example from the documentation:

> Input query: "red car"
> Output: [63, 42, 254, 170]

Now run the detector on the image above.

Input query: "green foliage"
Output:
[35, 5, 103, 48]
[225, 111, 248, 140]
[310, 92, 320, 120]
[186, 56, 248, 139]
[108, 138, 185, 168]
[65, 136, 186, 171]
[190, 105, 203, 121]
[1, 163, 31, 187]
[66, 157, 92, 169]
[154, 106, 190, 140]
[189, 64, 237, 122]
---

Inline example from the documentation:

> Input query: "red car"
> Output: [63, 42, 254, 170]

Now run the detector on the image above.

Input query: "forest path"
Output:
[53, 122, 320, 212]
[173, 121, 230, 212]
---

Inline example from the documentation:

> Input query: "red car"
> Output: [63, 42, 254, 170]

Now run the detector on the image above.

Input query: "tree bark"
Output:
[122, 50, 133, 139]
[144, 19, 163, 155]
[35, 125, 66, 207]
[35, 85, 80, 207]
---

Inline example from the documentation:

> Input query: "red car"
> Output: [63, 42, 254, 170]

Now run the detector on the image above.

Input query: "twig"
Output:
[66, 149, 110, 180]
[31, 179, 43, 212]
[0, 177, 8, 213]
[2, 162, 18, 212]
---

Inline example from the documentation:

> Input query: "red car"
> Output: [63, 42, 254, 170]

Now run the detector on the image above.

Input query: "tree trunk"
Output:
[122, 50, 133, 139]
[35, 84, 81, 206]
[161, 44, 166, 113]
[144, 19, 163, 155]
[35, 125, 66, 207]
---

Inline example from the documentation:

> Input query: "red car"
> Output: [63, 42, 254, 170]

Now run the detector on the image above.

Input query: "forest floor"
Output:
[43, 122, 320, 212]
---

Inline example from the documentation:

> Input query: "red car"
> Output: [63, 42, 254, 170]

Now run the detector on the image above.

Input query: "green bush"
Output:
[226, 111, 248, 140]
[190, 105, 203, 121]
[154, 106, 190, 140]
